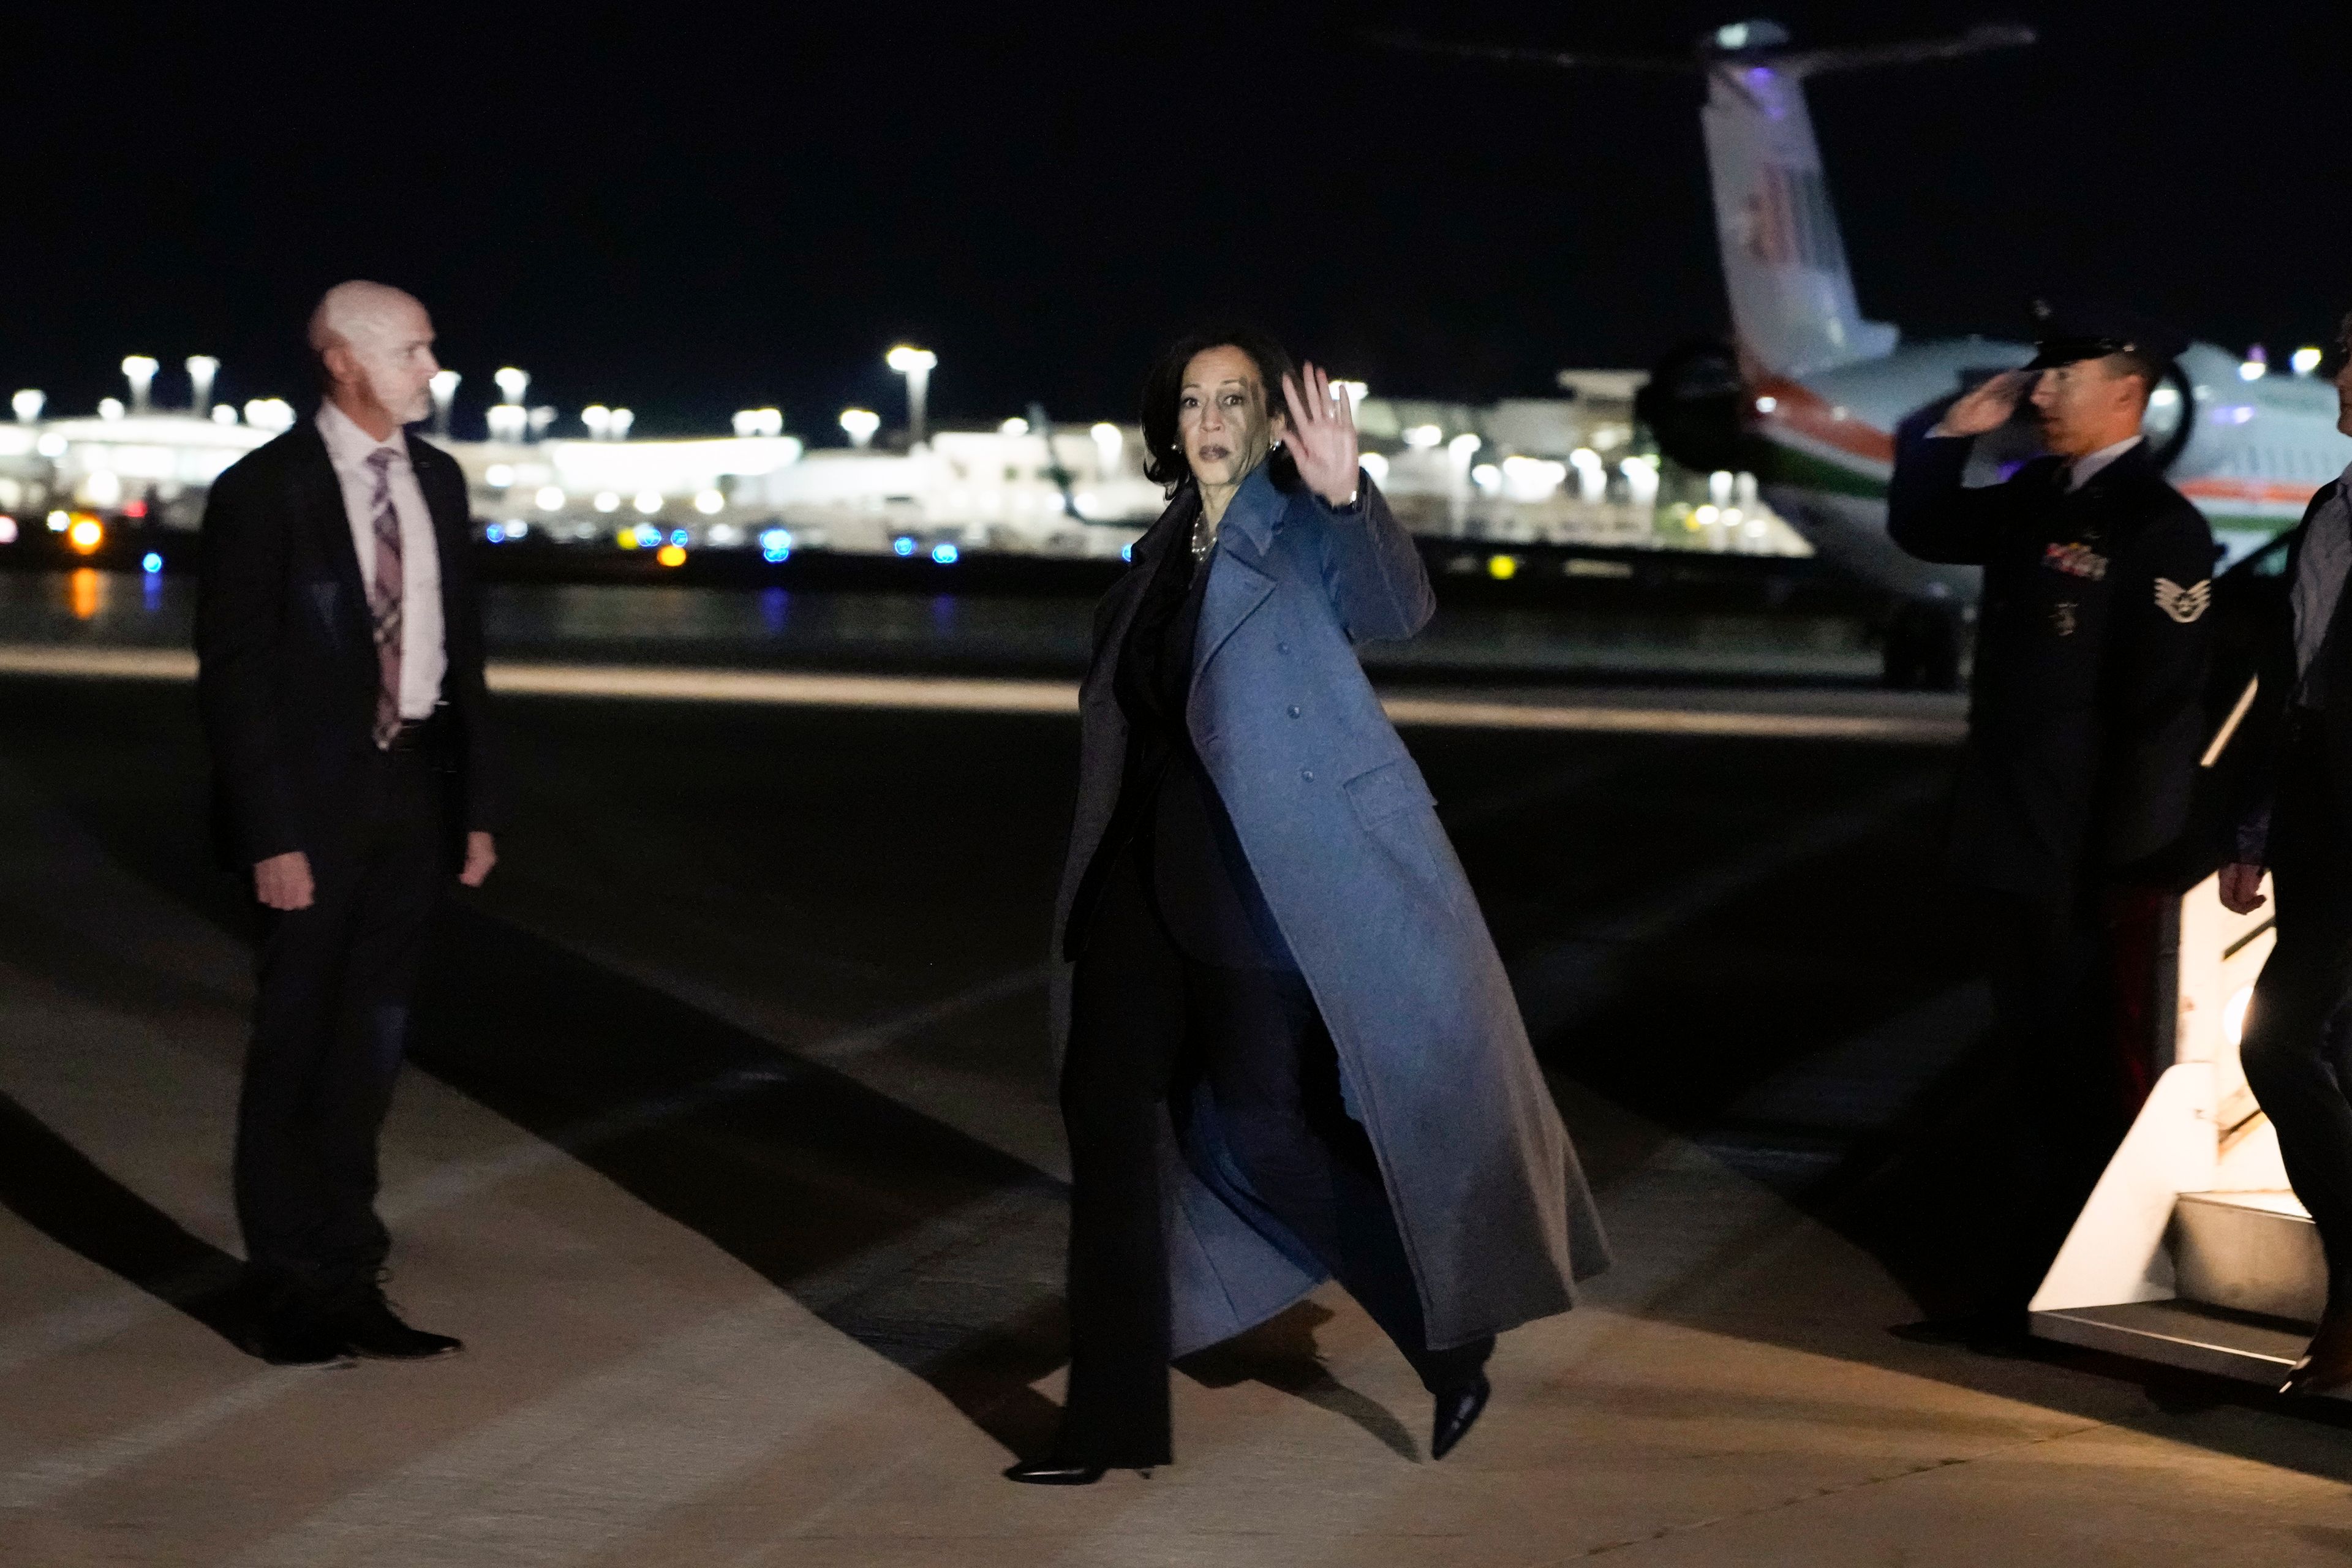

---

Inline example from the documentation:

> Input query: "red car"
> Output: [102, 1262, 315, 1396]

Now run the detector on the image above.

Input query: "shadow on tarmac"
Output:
[0, 1091, 251, 1349]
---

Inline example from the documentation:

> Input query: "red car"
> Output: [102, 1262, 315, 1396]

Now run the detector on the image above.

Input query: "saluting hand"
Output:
[1280, 362, 1362, 509]
[1933, 369, 2032, 438]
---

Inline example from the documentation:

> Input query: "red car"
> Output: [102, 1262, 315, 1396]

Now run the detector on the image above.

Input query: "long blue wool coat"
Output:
[1051, 464, 1609, 1355]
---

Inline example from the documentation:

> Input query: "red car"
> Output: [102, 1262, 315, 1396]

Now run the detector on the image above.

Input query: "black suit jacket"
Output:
[1889, 419, 2216, 897]
[2230, 480, 2350, 867]
[194, 420, 502, 870]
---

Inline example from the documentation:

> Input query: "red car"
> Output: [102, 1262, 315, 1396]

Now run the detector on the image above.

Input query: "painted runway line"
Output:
[0, 645, 1966, 742]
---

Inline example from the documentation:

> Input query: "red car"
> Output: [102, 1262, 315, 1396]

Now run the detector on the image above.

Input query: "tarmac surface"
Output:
[4, 575, 2351, 1564]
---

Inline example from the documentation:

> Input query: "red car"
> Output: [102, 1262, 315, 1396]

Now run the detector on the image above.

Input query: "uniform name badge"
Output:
[2042, 541, 2109, 580]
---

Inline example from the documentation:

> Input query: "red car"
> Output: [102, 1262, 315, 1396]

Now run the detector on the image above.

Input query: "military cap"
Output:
[2024, 297, 2189, 371]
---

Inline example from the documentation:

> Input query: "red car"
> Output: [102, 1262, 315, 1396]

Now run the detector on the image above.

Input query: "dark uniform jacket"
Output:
[2230, 480, 2350, 868]
[1889, 419, 2215, 899]
[194, 421, 502, 872]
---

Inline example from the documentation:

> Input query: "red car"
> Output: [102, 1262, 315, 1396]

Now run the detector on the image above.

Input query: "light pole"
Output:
[492, 366, 530, 442]
[839, 408, 880, 449]
[10, 390, 42, 423]
[885, 345, 937, 446]
[429, 370, 460, 437]
[185, 356, 218, 417]
[121, 356, 159, 415]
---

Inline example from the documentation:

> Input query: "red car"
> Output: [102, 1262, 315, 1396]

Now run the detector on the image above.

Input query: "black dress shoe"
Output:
[1003, 1459, 1110, 1486]
[241, 1306, 354, 1369]
[332, 1295, 464, 1360]
[1431, 1373, 1491, 1461]
[2280, 1309, 2352, 1396]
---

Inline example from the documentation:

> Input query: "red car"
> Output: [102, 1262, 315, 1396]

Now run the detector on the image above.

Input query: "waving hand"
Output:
[1280, 361, 1362, 508]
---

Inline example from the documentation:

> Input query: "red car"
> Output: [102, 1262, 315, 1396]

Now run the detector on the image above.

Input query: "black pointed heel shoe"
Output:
[1431, 1373, 1491, 1461]
[1003, 1455, 1161, 1485]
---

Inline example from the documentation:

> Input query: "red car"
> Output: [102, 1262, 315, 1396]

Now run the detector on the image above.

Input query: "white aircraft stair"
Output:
[2027, 872, 2340, 1392]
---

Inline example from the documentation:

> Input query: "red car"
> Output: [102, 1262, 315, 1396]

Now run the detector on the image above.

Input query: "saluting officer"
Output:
[1889, 299, 2215, 1344]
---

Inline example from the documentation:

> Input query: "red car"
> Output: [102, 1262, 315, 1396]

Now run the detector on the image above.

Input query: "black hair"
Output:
[1139, 325, 1300, 492]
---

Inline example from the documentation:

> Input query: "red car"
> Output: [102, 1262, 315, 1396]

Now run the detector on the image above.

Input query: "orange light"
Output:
[655, 543, 687, 567]
[70, 567, 100, 620]
[66, 516, 104, 554]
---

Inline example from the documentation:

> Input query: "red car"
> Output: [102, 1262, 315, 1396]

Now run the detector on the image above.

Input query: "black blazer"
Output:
[194, 420, 502, 870]
[1889, 419, 2216, 897]
[2230, 480, 2350, 865]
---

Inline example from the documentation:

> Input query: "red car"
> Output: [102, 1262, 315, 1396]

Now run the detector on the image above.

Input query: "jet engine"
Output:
[1634, 338, 1752, 475]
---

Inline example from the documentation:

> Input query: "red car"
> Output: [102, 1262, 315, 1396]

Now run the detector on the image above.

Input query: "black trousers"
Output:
[234, 747, 445, 1308]
[1057, 846, 1489, 1467]
[2241, 728, 2352, 1308]
[1975, 885, 2135, 1313]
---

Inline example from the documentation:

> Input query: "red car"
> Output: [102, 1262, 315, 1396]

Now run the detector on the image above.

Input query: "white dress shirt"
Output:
[316, 402, 447, 719]
[2064, 434, 2143, 492]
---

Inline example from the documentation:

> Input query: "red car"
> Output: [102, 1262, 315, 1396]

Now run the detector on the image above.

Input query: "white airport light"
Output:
[486, 404, 528, 442]
[1709, 470, 1735, 506]
[1333, 379, 1368, 410]
[486, 465, 516, 488]
[1089, 421, 1123, 475]
[36, 432, 65, 457]
[582, 404, 613, 438]
[999, 417, 1029, 436]
[185, 355, 219, 414]
[608, 408, 635, 439]
[2293, 346, 2325, 377]
[1359, 451, 1389, 484]
[2150, 386, 2180, 408]
[839, 407, 881, 448]
[494, 367, 530, 404]
[120, 355, 159, 413]
[594, 491, 620, 513]
[1471, 462, 1501, 492]
[428, 370, 460, 436]
[633, 491, 663, 514]
[693, 488, 725, 515]
[886, 345, 937, 444]
[10, 390, 42, 423]
[1402, 424, 1442, 449]
[1619, 454, 1660, 506]
[1569, 447, 1608, 502]
[732, 407, 783, 438]
[247, 399, 295, 432]
[2239, 358, 2267, 382]
[1449, 432, 1482, 460]
[99, 398, 126, 421]
[211, 405, 238, 425]
[535, 485, 564, 511]
[1755, 394, 1778, 413]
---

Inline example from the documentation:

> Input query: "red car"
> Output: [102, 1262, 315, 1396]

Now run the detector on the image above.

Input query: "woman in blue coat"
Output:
[1009, 330, 1607, 1485]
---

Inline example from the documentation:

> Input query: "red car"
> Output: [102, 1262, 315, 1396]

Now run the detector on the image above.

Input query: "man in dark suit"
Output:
[2216, 317, 2352, 1395]
[1890, 299, 2215, 1344]
[195, 281, 501, 1366]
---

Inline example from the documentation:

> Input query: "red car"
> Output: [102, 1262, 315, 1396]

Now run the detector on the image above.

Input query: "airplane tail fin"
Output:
[1371, 20, 2032, 379]
[1697, 21, 2030, 378]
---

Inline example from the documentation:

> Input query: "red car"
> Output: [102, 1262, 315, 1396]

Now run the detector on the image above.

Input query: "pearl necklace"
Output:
[1191, 509, 1218, 563]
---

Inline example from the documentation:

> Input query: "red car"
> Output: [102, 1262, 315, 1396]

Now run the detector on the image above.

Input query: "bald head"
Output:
[311, 281, 439, 440]
[309, 280, 426, 355]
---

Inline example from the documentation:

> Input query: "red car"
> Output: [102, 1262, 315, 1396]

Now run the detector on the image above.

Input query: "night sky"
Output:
[6, 3, 2346, 440]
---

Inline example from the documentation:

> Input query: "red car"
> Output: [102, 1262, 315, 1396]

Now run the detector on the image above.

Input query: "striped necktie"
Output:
[364, 447, 404, 748]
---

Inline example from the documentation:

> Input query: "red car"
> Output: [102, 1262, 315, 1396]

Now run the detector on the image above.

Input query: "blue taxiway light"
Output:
[141, 552, 163, 574]
[931, 542, 960, 565]
[1120, 541, 1134, 562]
[669, 529, 690, 548]
[892, 537, 917, 557]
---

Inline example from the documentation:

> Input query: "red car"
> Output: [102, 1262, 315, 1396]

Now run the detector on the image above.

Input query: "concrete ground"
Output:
[2, 672, 2349, 1566]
